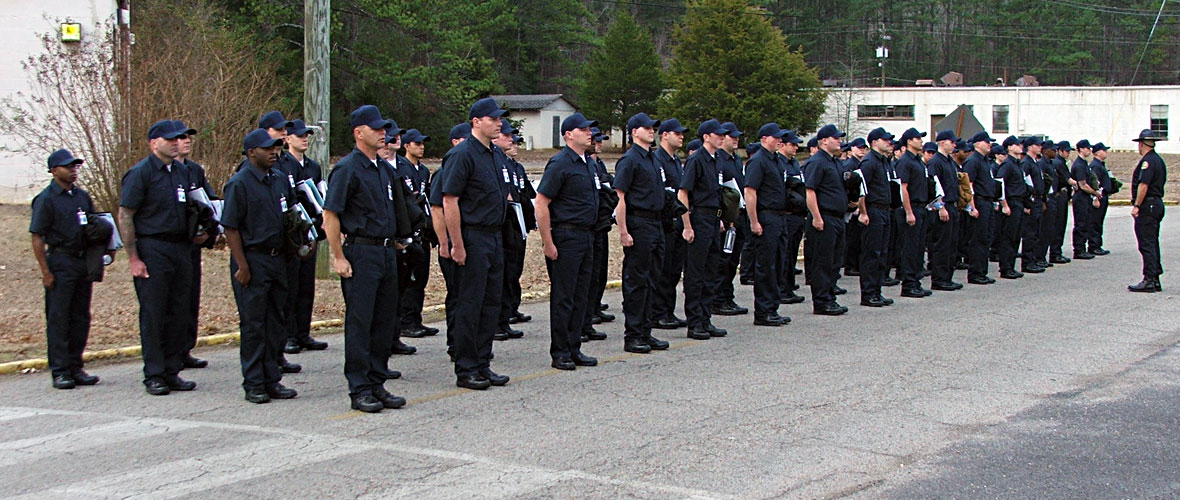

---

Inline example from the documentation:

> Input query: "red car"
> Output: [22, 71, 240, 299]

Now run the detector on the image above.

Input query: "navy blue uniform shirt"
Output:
[1020, 156, 1045, 197]
[30, 183, 95, 249]
[1132, 149, 1167, 199]
[1070, 157, 1092, 188]
[929, 152, 959, 204]
[896, 151, 929, 204]
[1090, 158, 1112, 194]
[656, 147, 683, 190]
[221, 160, 293, 249]
[860, 150, 892, 206]
[998, 157, 1028, 199]
[613, 144, 664, 213]
[441, 137, 507, 227]
[962, 152, 995, 198]
[804, 149, 846, 214]
[1053, 157, 1071, 193]
[718, 150, 744, 189]
[323, 148, 400, 238]
[744, 145, 788, 211]
[536, 147, 599, 226]
[120, 154, 191, 237]
[182, 159, 217, 199]
[680, 147, 725, 209]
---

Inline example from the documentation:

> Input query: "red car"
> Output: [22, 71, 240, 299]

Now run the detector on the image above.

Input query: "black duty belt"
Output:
[693, 206, 722, 217]
[975, 195, 996, 202]
[552, 222, 592, 231]
[347, 236, 399, 247]
[48, 246, 84, 258]
[868, 203, 890, 210]
[760, 209, 789, 215]
[462, 224, 501, 233]
[138, 233, 187, 243]
[245, 246, 283, 256]
[820, 209, 844, 218]
[629, 209, 662, 219]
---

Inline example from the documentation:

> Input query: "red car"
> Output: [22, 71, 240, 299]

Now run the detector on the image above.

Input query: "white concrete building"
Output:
[822, 85, 1179, 154]
[0, 0, 118, 203]
[491, 94, 578, 150]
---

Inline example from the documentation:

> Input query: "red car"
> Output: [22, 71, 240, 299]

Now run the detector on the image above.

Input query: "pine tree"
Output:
[578, 11, 665, 135]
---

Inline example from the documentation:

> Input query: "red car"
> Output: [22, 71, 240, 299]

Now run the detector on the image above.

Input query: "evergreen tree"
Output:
[579, 12, 665, 135]
[660, 0, 826, 137]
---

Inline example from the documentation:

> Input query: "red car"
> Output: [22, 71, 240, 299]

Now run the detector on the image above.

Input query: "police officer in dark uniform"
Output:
[505, 133, 535, 327]
[962, 132, 997, 284]
[841, 137, 869, 279]
[491, 119, 527, 341]
[322, 105, 409, 413]
[221, 129, 300, 404]
[1088, 142, 1112, 256]
[441, 98, 511, 389]
[279, 119, 330, 355]
[119, 120, 207, 395]
[744, 123, 792, 325]
[613, 113, 670, 352]
[805, 125, 850, 315]
[430, 123, 470, 362]
[585, 128, 616, 334]
[894, 128, 931, 298]
[928, 130, 963, 290]
[1049, 141, 1074, 264]
[393, 129, 438, 340]
[536, 113, 600, 370]
[652, 119, 689, 330]
[31, 149, 102, 389]
[997, 135, 1029, 279]
[172, 120, 212, 371]
[1070, 140, 1099, 260]
[679, 119, 731, 338]
[857, 127, 897, 306]
[777, 131, 808, 304]
[1019, 136, 1047, 274]
[1034, 140, 1060, 269]
[1129, 129, 1167, 292]
[373, 124, 419, 358]
[711, 122, 748, 317]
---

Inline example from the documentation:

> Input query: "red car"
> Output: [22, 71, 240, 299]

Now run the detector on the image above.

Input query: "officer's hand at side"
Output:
[750, 222, 763, 236]
[1132, 206, 1140, 218]
[439, 244, 451, 259]
[394, 241, 406, 251]
[812, 217, 824, 231]
[234, 266, 251, 286]
[1092, 198, 1101, 208]
[858, 213, 869, 226]
[969, 207, 980, 219]
[129, 258, 149, 279]
[543, 242, 558, 260]
[1023, 208, 1030, 215]
[906, 213, 915, 226]
[192, 232, 209, 245]
[682, 227, 695, 243]
[451, 245, 467, 266]
[1001, 206, 1011, 216]
[333, 255, 353, 278]
[41, 272, 54, 290]
[939, 208, 949, 222]
[620, 233, 634, 248]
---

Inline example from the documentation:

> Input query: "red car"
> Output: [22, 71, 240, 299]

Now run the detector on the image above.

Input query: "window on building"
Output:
[1151, 105, 1168, 140]
[992, 105, 1009, 134]
[857, 105, 914, 120]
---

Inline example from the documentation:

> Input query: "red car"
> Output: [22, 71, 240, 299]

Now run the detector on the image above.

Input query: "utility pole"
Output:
[304, 0, 330, 169]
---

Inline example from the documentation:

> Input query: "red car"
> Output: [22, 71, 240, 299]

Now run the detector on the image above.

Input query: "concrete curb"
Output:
[0, 279, 624, 375]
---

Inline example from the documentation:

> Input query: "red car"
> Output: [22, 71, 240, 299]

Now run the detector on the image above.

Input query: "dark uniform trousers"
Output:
[583, 230, 608, 330]
[438, 254, 458, 358]
[684, 210, 721, 328]
[929, 208, 958, 284]
[399, 245, 431, 330]
[500, 240, 526, 328]
[752, 211, 786, 316]
[652, 220, 685, 320]
[859, 206, 890, 299]
[998, 199, 1025, 273]
[134, 237, 194, 382]
[894, 207, 927, 290]
[1135, 197, 1166, 278]
[339, 243, 398, 397]
[1090, 196, 1109, 251]
[547, 226, 593, 359]
[779, 215, 806, 296]
[834, 215, 848, 279]
[288, 246, 318, 343]
[739, 217, 755, 283]
[713, 213, 747, 306]
[1050, 191, 1071, 259]
[805, 213, 845, 307]
[186, 247, 202, 357]
[968, 197, 996, 280]
[45, 252, 92, 378]
[451, 228, 503, 377]
[845, 213, 862, 273]
[621, 216, 664, 339]
[231, 251, 289, 390]
[1035, 197, 1057, 262]
[1020, 197, 1043, 265]
[957, 207, 971, 264]
[1071, 193, 1094, 254]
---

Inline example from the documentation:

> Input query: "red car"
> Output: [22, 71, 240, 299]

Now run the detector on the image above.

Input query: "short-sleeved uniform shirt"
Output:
[718, 150, 744, 189]
[1020, 156, 1045, 198]
[613, 143, 664, 213]
[895, 150, 929, 204]
[1132, 149, 1167, 199]
[30, 183, 95, 249]
[998, 156, 1028, 200]
[655, 147, 682, 190]
[929, 152, 959, 205]
[805, 149, 846, 214]
[1070, 156, 1093, 192]
[120, 154, 191, 237]
[743, 145, 788, 211]
[441, 137, 507, 227]
[182, 159, 217, 199]
[536, 147, 599, 226]
[323, 148, 400, 238]
[1090, 158, 1112, 194]
[680, 147, 728, 209]
[860, 150, 892, 206]
[220, 161, 292, 248]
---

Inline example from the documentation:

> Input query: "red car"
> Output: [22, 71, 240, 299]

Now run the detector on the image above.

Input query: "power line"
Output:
[1131, 0, 1170, 84]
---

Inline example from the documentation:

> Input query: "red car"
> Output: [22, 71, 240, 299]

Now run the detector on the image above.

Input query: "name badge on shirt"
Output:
[77, 209, 88, 225]
[280, 195, 288, 211]
[717, 172, 724, 185]
[659, 167, 667, 183]
[387, 183, 394, 201]
[593, 173, 602, 190]
[404, 177, 413, 191]
[288, 174, 296, 188]
[502, 167, 511, 184]
[176, 187, 187, 202]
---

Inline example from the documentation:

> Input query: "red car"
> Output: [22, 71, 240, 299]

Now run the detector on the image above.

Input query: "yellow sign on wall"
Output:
[60, 23, 81, 42]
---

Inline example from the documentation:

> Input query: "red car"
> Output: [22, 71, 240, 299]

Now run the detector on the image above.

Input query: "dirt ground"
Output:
[1, 149, 1170, 362]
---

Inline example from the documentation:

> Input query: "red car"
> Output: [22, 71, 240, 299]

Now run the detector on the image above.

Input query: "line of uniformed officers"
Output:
[32, 100, 1167, 413]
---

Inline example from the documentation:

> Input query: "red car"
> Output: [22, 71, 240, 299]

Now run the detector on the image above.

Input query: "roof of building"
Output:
[491, 94, 575, 111]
